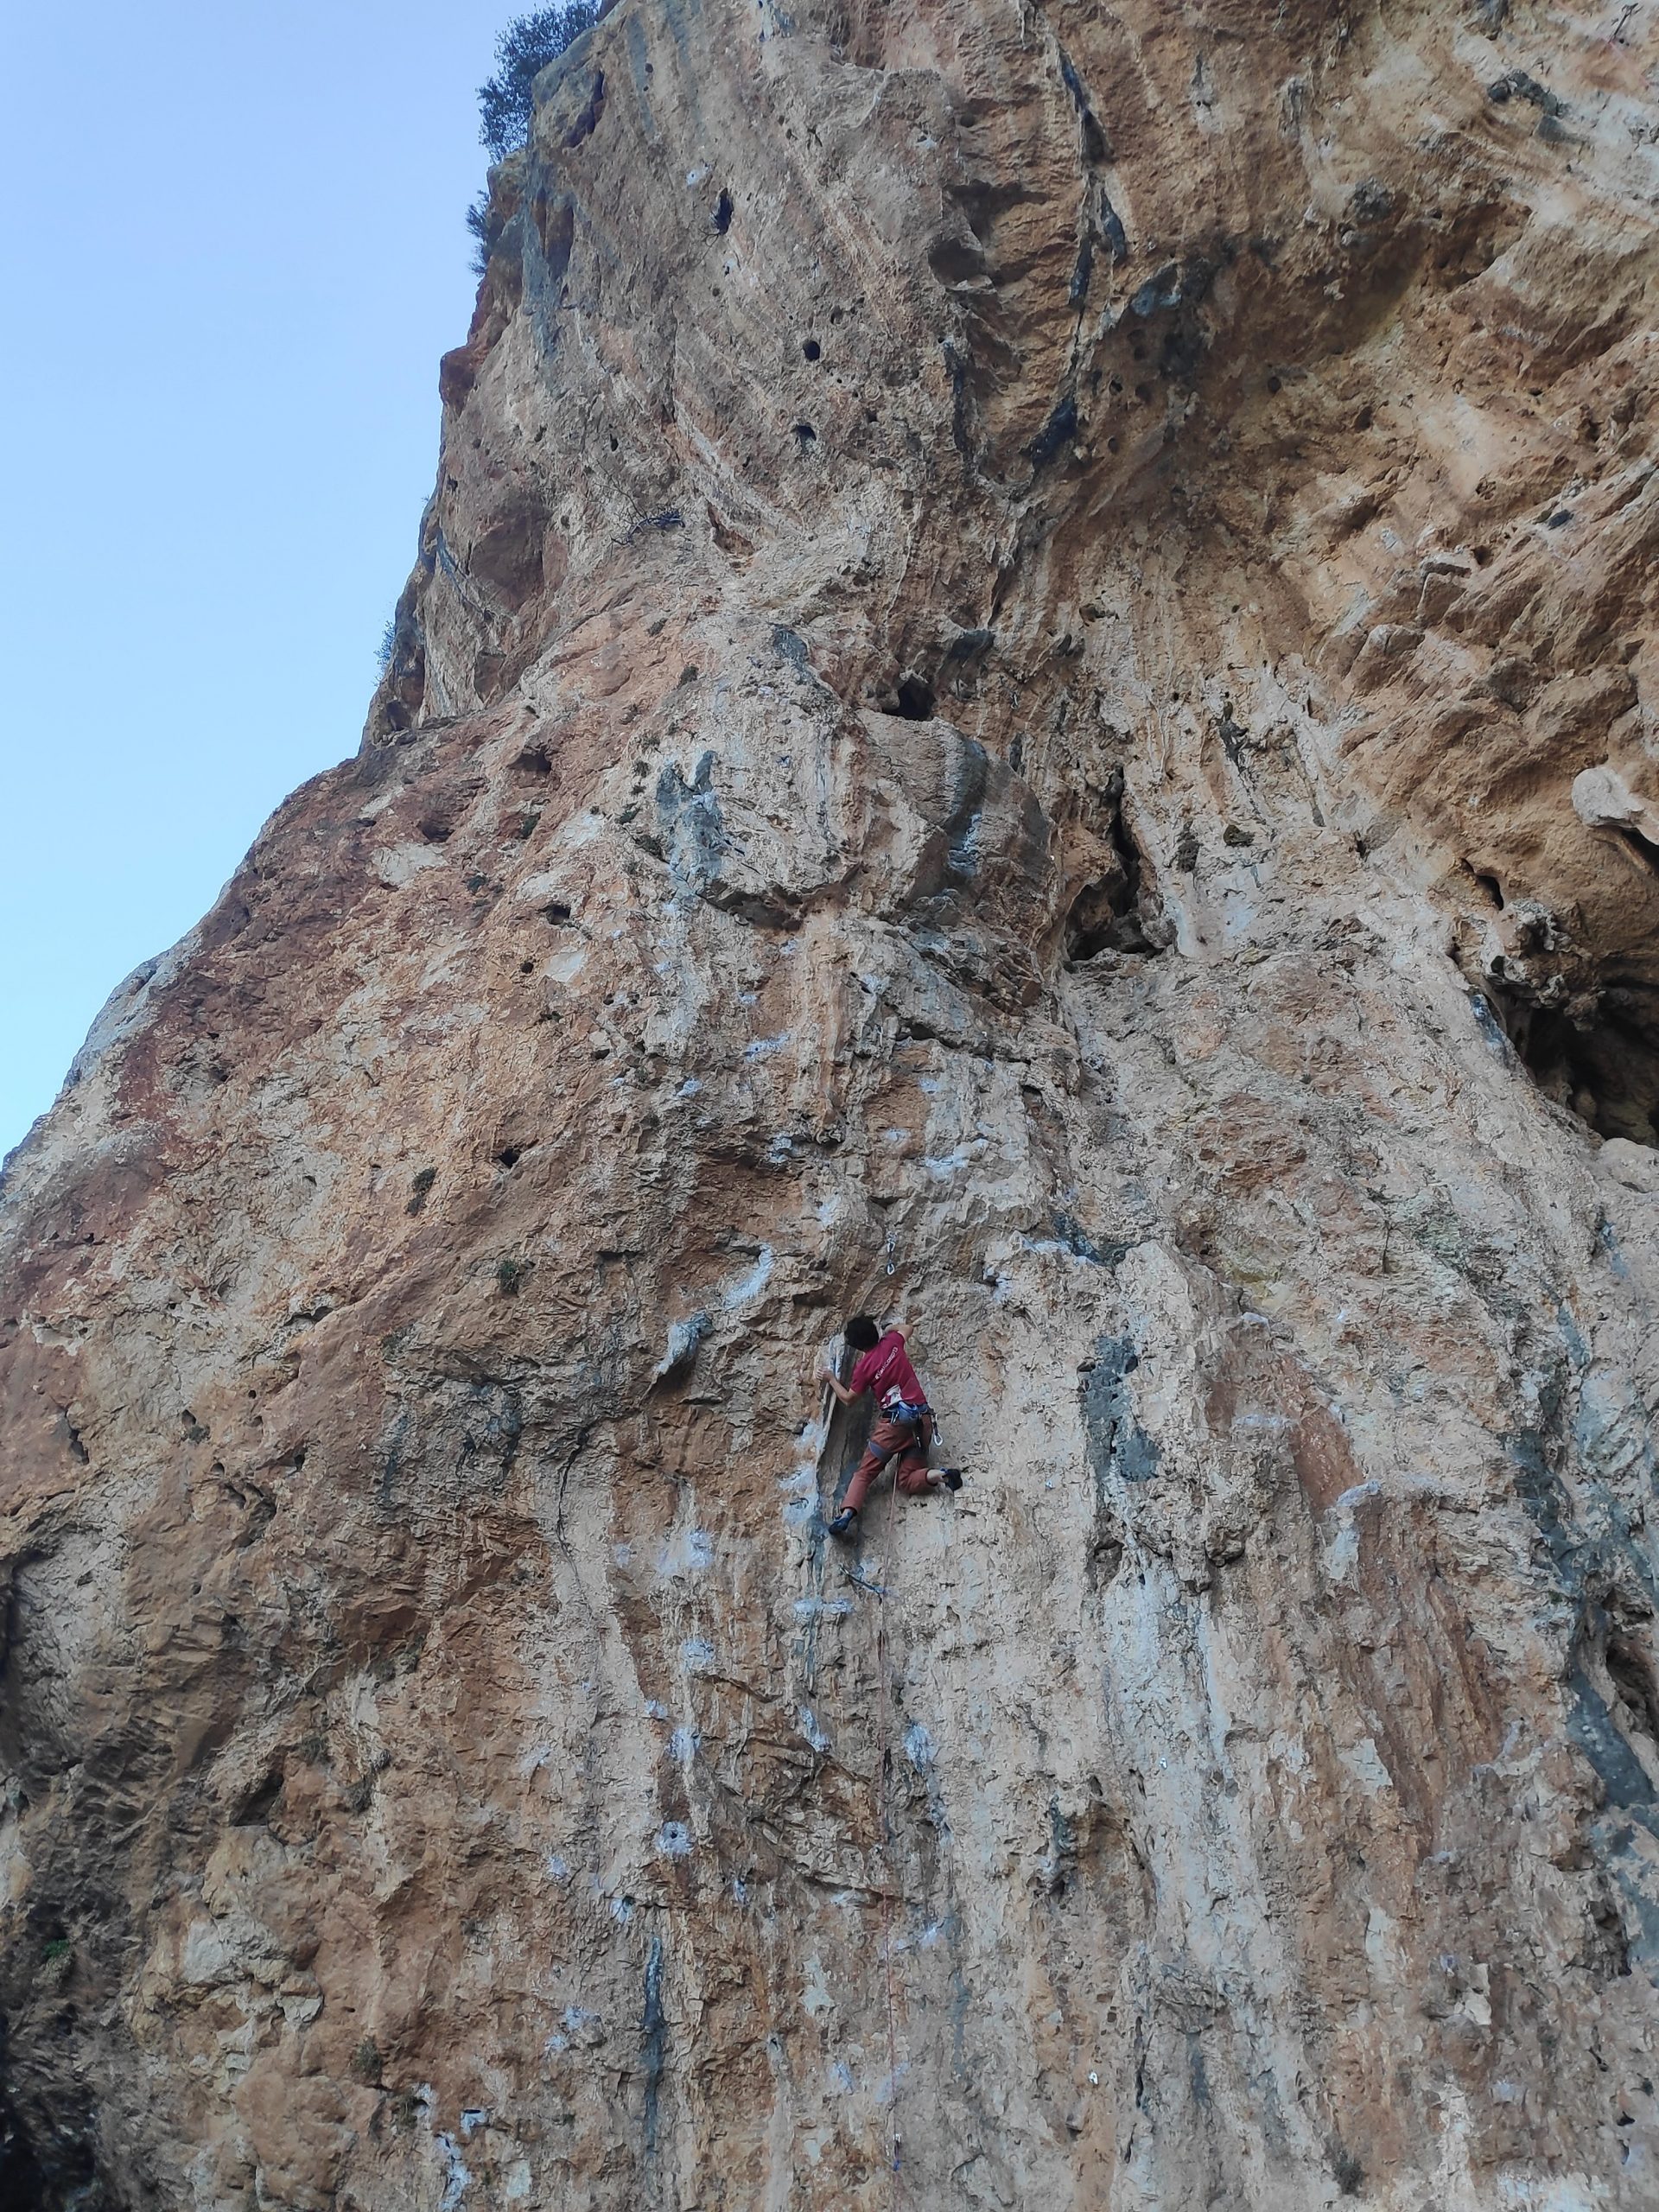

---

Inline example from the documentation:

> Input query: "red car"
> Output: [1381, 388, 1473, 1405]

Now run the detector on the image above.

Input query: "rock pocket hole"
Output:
[802, 339, 821, 361]
[543, 900, 573, 924]
[1066, 880, 1134, 960]
[495, 1146, 523, 1170]
[893, 674, 936, 721]
[712, 188, 733, 234]
[1086, 1529, 1126, 1592]
[233, 1765, 286, 1827]
[512, 743, 553, 778]
[791, 422, 817, 447]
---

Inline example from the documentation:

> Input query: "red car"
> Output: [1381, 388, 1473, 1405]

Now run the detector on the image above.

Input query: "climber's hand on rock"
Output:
[818, 1365, 855, 1408]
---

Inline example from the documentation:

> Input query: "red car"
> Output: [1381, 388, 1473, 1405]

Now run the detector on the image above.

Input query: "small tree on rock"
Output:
[479, 4, 600, 162]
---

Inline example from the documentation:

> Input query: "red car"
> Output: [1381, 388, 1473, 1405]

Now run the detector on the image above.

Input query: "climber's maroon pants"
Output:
[842, 1414, 934, 1515]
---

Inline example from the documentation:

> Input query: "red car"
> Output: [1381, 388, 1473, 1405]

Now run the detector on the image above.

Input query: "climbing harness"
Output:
[880, 1389, 931, 1428]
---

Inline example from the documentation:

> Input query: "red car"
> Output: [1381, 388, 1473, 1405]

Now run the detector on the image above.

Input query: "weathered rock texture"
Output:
[7, 1, 1659, 2205]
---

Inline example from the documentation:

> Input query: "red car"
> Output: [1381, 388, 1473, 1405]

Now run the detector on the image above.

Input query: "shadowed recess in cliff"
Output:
[1472, 970, 1659, 1148]
[0, 2051, 50, 2212]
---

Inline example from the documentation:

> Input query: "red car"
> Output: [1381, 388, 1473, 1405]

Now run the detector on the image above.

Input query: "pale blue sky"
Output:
[0, 1, 519, 1157]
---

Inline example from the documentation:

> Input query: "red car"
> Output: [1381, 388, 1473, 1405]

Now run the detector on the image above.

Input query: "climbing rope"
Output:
[872, 1466, 905, 2202]
[818, 1359, 908, 2197]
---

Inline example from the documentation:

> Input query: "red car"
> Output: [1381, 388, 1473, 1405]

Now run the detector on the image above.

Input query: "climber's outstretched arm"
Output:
[818, 1365, 863, 1408]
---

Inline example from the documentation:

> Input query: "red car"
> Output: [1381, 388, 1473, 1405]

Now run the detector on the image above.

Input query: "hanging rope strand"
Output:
[873, 1465, 904, 2202]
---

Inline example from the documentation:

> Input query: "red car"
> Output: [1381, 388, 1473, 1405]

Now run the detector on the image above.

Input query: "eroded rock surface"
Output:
[6, 2, 1659, 2205]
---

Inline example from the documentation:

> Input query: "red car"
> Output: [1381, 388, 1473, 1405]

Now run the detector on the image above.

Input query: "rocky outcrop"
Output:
[5, 2, 1659, 2205]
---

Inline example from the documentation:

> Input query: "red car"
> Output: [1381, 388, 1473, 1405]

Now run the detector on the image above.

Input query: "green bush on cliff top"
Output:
[479, 4, 601, 162]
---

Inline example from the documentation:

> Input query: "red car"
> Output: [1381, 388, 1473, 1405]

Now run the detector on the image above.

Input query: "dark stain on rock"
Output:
[1028, 396, 1078, 470]
[641, 1934, 667, 2153]
[1082, 1336, 1160, 1488]
[656, 752, 726, 893]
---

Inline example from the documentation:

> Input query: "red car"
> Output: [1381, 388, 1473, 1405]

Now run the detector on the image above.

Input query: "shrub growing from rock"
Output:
[479, 4, 600, 162]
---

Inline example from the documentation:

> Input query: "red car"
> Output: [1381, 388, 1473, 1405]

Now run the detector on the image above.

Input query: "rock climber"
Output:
[818, 1315, 962, 1540]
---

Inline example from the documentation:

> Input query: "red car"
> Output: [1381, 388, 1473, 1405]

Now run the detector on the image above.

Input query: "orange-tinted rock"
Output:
[5, 2, 1659, 2205]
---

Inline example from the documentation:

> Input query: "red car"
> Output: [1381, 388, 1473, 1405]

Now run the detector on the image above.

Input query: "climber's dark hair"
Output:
[844, 1315, 881, 1351]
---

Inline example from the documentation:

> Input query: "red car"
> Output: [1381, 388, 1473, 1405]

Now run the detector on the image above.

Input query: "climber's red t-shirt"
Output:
[849, 1331, 925, 1409]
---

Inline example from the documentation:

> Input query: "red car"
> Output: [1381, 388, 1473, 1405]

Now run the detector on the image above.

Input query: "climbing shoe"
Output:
[826, 1508, 859, 1540]
[940, 1467, 963, 1493]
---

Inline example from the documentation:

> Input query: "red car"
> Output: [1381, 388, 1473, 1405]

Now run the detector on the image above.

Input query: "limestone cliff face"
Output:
[6, 2, 1659, 2205]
